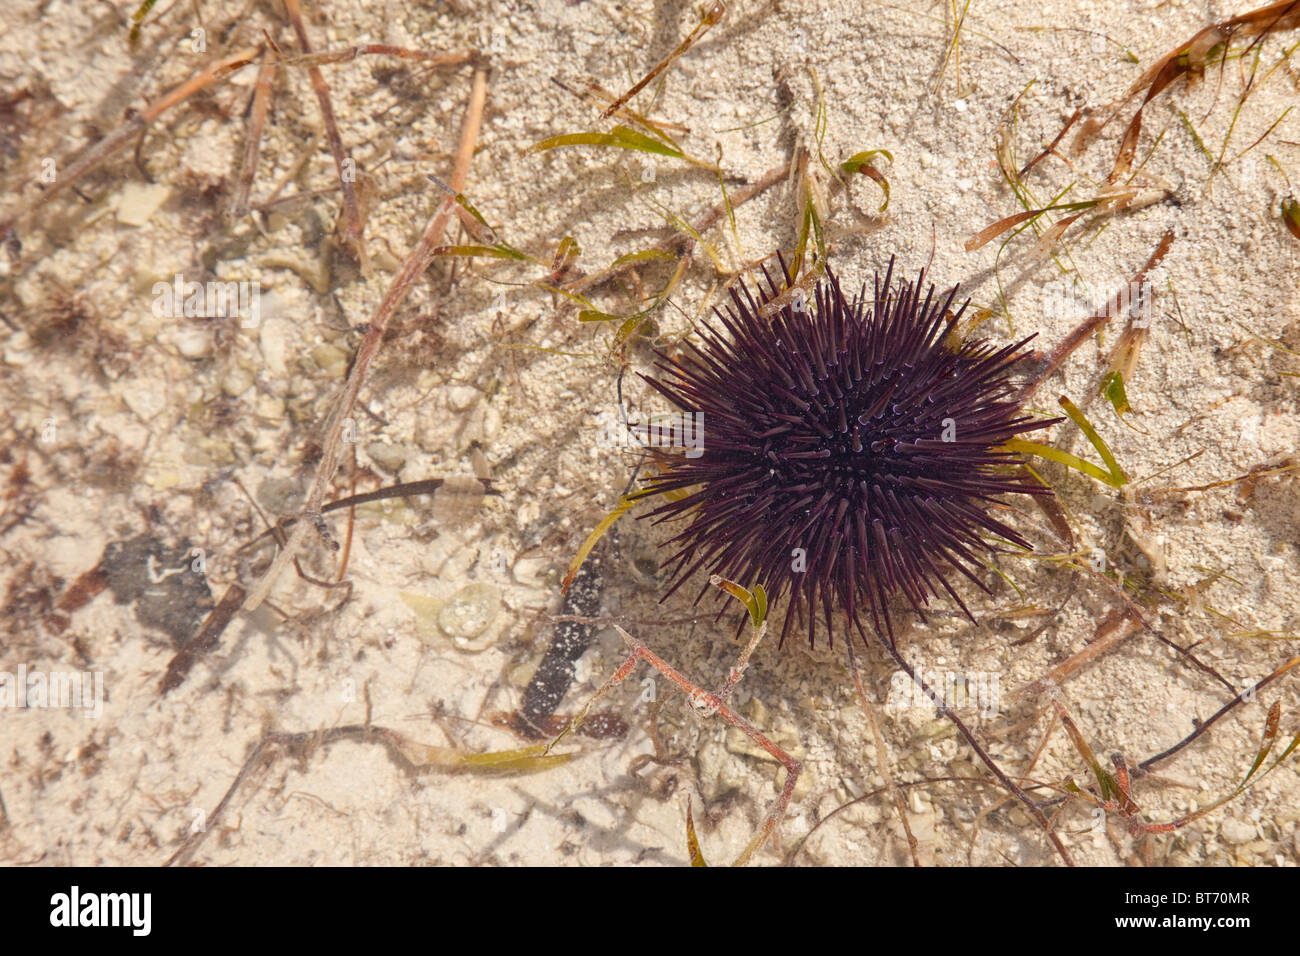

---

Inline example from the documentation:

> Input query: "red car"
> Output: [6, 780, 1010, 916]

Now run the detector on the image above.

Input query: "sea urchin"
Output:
[639, 260, 1055, 648]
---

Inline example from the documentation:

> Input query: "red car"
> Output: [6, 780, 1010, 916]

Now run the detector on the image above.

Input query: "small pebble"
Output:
[512, 556, 553, 589]
[366, 442, 409, 474]
[223, 366, 254, 396]
[438, 583, 502, 649]
[116, 183, 171, 226]
[447, 386, 482, 412]
[172, 327, 212, 359]
[259, 319, 288, 376]
[1220, 818, 1256, 845]
[311, 342, 349, 377]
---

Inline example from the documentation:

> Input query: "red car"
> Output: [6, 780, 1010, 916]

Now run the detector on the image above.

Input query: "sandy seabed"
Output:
[1, 0, 1298, 866]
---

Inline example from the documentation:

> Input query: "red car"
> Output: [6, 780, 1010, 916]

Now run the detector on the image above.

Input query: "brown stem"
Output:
[36, 47, 259, 204]
[282, 45, 475, 69]
[1139, 654, 1300, 771]
[1020, 230, 1174, 400]
[846, 637, 921, 866]
[601, 1, 725, 119]
[283, 0, 363, 260]
[563, 163, 788, 295]
[242, 66, 489, 611]
[871, 630, 1075, 866]
[227, 49, 279, 222]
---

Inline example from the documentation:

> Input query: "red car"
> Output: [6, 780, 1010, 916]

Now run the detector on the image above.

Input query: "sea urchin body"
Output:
[640, 261, 1055, 648]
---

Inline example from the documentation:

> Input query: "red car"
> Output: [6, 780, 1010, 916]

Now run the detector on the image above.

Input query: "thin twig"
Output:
[784, 775, 990, 865]
[227, 49, 279, 222]
[163, 725, 399, 866]
[868, 625, 1075, 865]
[1019, 108, 1081, 178]
[35, 47, 259, 205]
[601, 1, 726, 119]
[160, 582, 248, 694]
[1021, 230, 1174, 399]
[542, 624, 802, 866]
[1139, 654, 1300, 770]
[846, 637, 921, 866]
[563, 163, 788, 295]
[283, 0, 364, 262]
[282, 45, 474, 70]
[243, 66, 489, 612]
[1009, 606, 1142, 701]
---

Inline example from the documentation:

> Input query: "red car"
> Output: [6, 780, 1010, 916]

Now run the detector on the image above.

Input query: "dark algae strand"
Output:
[513, 550, 605, 738]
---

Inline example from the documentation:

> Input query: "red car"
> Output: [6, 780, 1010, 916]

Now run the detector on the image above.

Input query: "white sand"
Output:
[1, 0, 1298, 866]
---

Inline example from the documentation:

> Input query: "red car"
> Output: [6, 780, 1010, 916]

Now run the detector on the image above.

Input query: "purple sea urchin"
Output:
[640, 260, 1055, 648]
